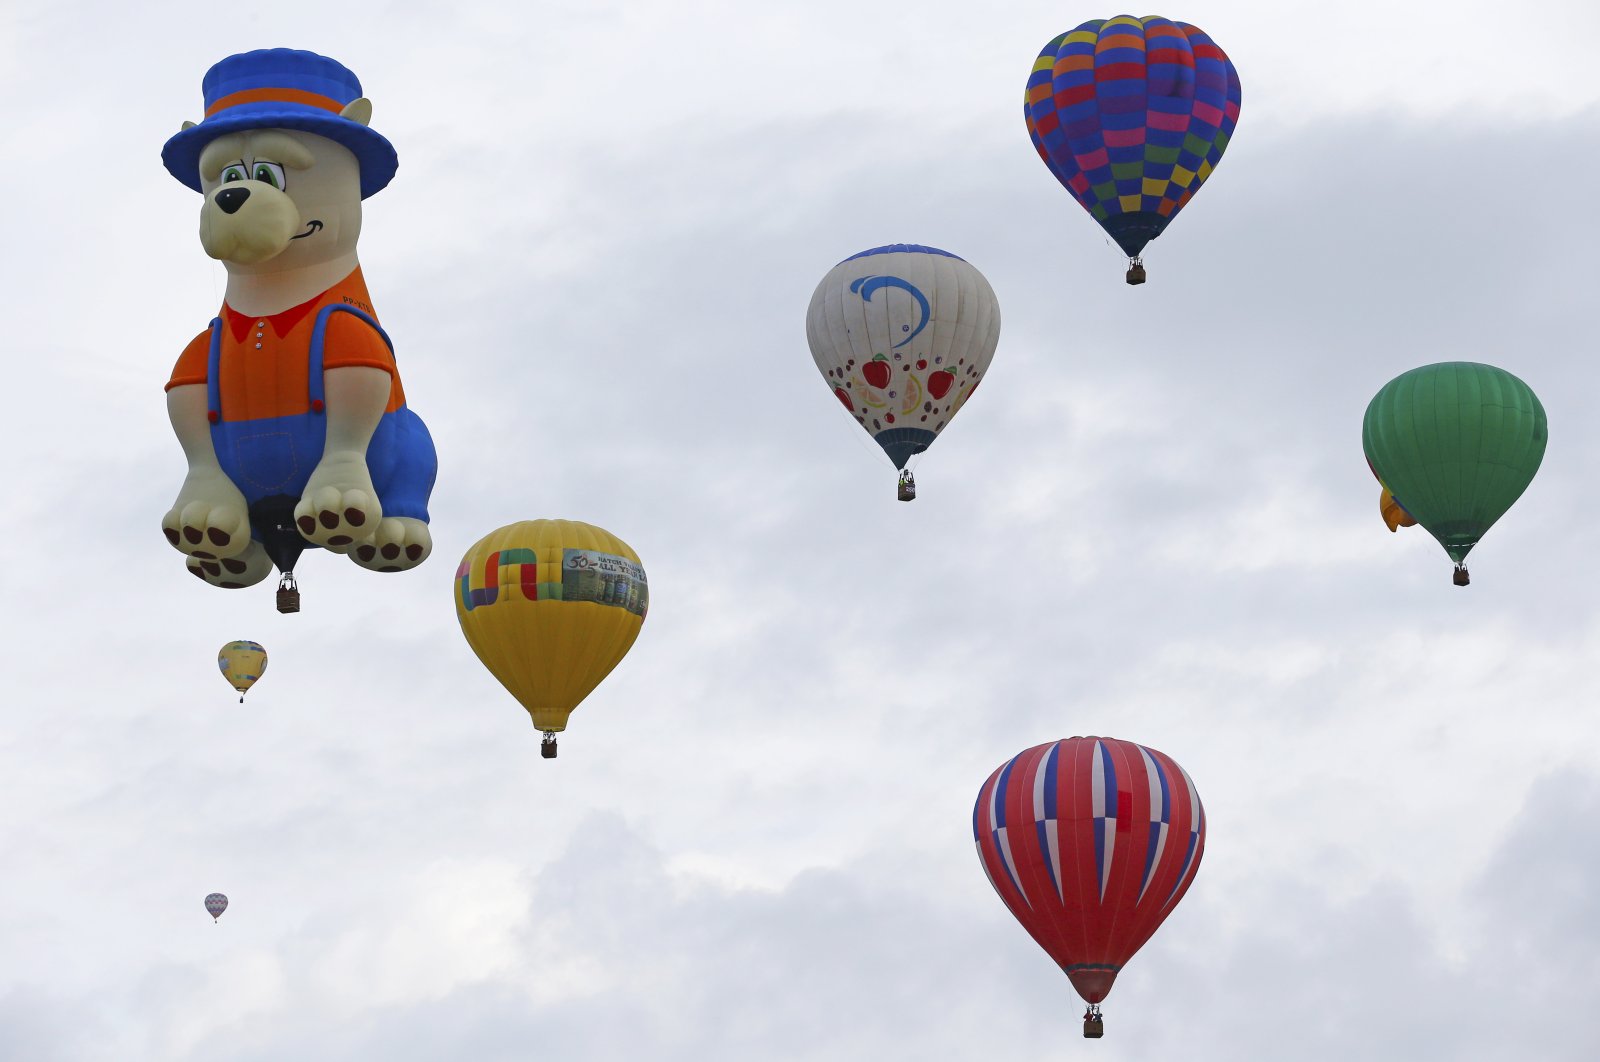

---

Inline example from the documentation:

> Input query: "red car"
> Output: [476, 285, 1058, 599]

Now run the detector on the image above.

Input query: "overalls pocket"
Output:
[212, 414, 323, 503]
[231, 429, 302, 494]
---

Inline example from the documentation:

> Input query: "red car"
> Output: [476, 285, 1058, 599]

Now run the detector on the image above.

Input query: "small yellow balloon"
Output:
[455, 520, 648, 757]
[1380, 487, 1417, 533]
[218, 640, 268, 702]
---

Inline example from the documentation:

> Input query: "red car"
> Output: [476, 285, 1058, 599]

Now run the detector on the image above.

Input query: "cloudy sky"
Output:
[4, 1, 1600, 1058]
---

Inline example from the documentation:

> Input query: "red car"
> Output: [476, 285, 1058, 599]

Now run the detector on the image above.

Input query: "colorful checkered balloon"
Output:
[1025, 15, 1241, 271]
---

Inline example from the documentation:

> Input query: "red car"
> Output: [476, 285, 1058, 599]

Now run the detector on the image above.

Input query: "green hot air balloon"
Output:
[1362, 362, 1547, 585]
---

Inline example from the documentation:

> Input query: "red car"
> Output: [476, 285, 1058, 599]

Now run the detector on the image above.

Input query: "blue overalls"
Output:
[205, 303, 438, 547]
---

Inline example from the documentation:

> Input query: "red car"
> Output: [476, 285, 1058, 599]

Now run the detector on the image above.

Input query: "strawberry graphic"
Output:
[927, 367, 955, 400]
[834, 387, 854, 412]
[863, 355, 892, 389]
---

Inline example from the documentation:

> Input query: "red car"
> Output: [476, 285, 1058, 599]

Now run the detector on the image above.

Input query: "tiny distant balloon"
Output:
[218, 641, 267, 703]
[204, 893, 228, 922]
[455, 520, 648, 759]
[805, 244, 1000, 500]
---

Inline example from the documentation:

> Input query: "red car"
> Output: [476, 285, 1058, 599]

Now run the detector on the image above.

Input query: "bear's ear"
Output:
[340, 98, 373, 127]
[181, 120, 197, 131]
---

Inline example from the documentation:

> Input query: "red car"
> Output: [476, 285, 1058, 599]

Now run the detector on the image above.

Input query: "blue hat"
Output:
[162, 48, 398, 199]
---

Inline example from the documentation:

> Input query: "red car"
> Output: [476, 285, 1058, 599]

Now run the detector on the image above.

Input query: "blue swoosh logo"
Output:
[850, 275, 930, 349]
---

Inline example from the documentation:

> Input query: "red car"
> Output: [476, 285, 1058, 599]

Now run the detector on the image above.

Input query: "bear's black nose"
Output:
[215, 187, 250, 214]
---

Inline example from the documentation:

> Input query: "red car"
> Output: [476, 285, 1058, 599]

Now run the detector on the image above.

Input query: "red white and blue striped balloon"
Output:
[974, 736, 1204, 1006]
[204, 892, 228, 922]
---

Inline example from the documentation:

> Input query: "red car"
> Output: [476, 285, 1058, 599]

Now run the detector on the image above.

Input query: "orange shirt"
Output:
[167, 267, 406, 420]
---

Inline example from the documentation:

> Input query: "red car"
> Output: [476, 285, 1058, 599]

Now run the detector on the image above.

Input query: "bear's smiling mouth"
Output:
[289, 220, 324, 240]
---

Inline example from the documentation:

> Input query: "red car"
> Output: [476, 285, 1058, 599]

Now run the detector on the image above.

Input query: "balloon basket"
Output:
[1083, 1018, 1104, 1038]
[897, 470, 917, 502]
[541, 732, 558, 759]
[1125, 258, 1146, 286]
[1452, 565, 1470, 587]
[276, 572, 301, 614]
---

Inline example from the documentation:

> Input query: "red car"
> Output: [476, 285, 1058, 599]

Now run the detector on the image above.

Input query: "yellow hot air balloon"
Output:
[455, 520, 648, 758]
[1379, 487, 1417, 533]
[218, 640, 268, 703]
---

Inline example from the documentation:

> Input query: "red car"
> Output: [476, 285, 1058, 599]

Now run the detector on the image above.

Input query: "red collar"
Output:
[222, 291, 323, 343]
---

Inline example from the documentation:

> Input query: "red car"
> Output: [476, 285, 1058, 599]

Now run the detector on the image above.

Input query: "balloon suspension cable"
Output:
[1125, 257, 1147, 286]
[276, 570, 301, 614]
[1453, 564, 1470, 587]
[897, 468, 917, 503]
[540, 731, 558, 759]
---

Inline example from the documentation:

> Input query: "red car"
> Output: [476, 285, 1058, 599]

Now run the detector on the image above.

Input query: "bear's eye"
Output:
[220, 164, 248, 184]
[252, 162, 286, 190]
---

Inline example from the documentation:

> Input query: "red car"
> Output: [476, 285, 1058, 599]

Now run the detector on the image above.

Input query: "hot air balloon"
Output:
[1362, 362, 1547, 585]
[1025, 16, 1241, 284]
[159, 49, 439, 615]
[218, 640, 267, 703]
[455, 520, 648, 758]
[975, 736, 1204, 1038]
[1379, 486, 1416, 532]
[204, 892, 228, 922]
[806, 245, 1000, 500]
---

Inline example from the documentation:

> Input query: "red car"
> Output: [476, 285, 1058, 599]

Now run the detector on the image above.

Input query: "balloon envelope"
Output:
[974, 736, 1204, 1006]
[1362, 362, 1547, 565]
[806, 244, 999, 472]
[1025, 16, 1241, 260]
[218, 640, 267, 697]
[204, 893, 228, 921]
[455, 520, 648, 739]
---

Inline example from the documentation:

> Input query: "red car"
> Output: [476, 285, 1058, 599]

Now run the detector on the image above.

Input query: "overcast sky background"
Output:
[3, 1, 1600, 1058]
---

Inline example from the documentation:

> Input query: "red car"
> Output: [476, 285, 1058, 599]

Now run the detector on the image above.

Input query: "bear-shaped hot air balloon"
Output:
[159, 49, 438, 613]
